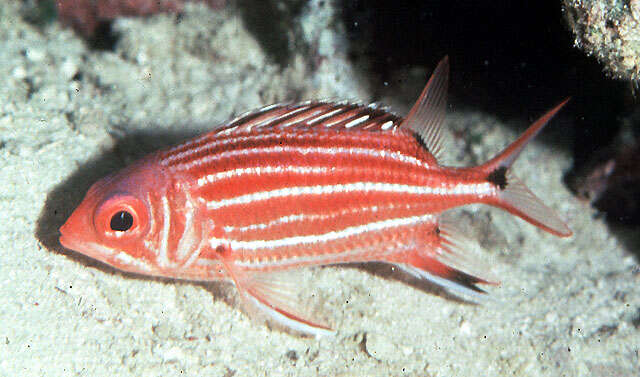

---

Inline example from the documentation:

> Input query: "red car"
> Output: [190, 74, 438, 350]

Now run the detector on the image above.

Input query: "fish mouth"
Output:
[59, 210, 101, 255]
[59, 223, 82, 252]
[59, 233, 72, 250]
[59, 231, 115, 260]
[59, 224, 76, 251]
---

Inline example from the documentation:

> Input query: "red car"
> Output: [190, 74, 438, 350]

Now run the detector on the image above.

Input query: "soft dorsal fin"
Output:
[400, 56, 450, 163]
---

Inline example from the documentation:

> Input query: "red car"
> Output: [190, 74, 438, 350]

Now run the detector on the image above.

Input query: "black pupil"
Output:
[110, 211, 134, 232]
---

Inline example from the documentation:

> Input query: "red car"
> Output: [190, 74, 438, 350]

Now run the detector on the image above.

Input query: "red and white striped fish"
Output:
[59, 57, 571, 336]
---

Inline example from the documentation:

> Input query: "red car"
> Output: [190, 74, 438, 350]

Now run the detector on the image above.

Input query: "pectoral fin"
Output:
[220, 255, 334, 337]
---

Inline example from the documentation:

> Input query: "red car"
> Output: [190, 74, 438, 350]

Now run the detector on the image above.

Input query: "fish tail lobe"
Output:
[479, 99, 572, 237]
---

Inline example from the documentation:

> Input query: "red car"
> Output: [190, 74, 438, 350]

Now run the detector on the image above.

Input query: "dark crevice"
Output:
[236, 0, 307, 67]
[87, 21, 119, 51]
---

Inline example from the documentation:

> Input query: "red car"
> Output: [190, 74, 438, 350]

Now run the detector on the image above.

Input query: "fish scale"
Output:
[59, 57, 572, 336]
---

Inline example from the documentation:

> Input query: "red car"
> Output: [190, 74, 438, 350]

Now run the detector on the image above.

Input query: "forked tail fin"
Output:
[479, 99, 572, 237]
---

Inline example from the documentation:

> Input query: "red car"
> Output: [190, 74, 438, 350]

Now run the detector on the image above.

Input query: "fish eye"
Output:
[94, 194, 149, 239]
[110, 211, 134, 232]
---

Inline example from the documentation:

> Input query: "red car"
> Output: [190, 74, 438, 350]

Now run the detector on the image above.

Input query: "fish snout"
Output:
[59, 209, 90, 251]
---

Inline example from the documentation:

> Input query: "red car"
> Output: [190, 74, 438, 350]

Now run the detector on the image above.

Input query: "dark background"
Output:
[340, 0, 629, 173]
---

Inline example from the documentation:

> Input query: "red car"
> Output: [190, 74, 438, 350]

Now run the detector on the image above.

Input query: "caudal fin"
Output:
[479, 99, 572, 237]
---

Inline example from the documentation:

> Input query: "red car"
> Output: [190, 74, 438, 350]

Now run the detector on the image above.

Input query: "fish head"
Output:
[59, 157, 169, 275]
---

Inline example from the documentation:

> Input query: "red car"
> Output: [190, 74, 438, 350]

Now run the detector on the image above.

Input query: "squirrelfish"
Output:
[59, 57, 571, 336]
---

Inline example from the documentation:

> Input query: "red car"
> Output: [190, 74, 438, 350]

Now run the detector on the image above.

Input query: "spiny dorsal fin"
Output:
[216, 102, 402, 135]
[400, 56, 450, 164]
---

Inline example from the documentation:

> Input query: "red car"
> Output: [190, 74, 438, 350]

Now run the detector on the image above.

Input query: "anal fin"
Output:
[436, 215, 499, 285]
[390, 217, 498, 301]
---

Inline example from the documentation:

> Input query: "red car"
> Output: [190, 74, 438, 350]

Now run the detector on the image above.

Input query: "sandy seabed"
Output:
[0, 1, 638, 376]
